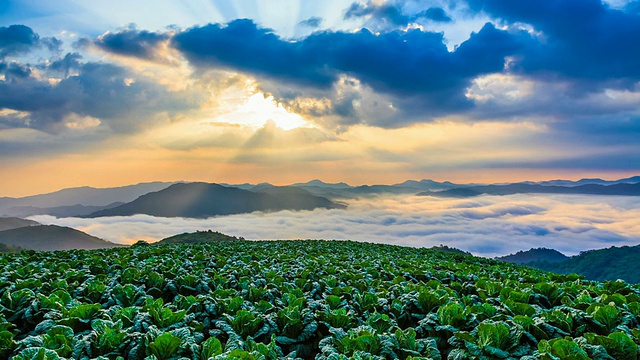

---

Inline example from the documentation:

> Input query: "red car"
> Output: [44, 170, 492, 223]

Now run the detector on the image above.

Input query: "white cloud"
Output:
[30, 194, 640, 258]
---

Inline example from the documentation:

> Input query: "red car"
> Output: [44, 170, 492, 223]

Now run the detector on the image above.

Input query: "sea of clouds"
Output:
[30, 194, 640, 258]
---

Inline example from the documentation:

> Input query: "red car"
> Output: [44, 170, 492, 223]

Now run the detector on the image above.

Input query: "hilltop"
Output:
[157, 230, 244, 244]
[0, 224, 120, 251]
[0, 243, 23, 253]
[496, 248, 569, 265]
[528, 245, 640, 284]
[497, 245, 640, 283]
[0, 217, 39, 231]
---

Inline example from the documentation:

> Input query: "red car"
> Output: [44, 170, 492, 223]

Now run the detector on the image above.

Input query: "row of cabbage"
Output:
[0, 240, 639, 359]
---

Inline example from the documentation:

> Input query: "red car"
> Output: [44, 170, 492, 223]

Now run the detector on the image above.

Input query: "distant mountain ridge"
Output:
[534, 176, 640, 187]
[0, 182, 175, 217]
[2, 176, 639, 217]
[5, 202, 124, 218]
[419, 182, 640, 198]
[289, 179, 466, 199]
[86, 182, 344, 218]
[0, 225, 120, 251]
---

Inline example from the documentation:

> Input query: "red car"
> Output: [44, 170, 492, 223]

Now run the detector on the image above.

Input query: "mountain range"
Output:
[289, 179, 466, 199]
[85, 182, 344, 218]
[533, 175, 640, 187]
[419, 182, 640, 198]
[0, 182, 174, 217]
[2, 176, 639, 218]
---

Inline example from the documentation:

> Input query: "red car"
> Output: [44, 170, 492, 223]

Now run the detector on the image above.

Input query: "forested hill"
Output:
[0, 225, 120, 251]
[497, 248, 569, 265]
[527, 245, 640, 284]
[157, 230, 244, 244]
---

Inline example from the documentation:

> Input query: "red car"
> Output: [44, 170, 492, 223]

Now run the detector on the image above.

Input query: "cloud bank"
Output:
[31, 194, 640, 258]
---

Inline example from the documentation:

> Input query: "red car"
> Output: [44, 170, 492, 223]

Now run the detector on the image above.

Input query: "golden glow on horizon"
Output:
[1, 117, 637, 197]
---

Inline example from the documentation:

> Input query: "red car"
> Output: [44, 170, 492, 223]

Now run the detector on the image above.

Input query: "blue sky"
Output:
[1, 0, 640, 195]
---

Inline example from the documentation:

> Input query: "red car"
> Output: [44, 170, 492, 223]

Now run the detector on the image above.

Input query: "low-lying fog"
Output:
[31, 194, 640, 258]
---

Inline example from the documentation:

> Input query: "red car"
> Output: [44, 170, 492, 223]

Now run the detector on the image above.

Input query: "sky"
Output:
[2, 0, 640, 196]
[31, 194, 640, 257]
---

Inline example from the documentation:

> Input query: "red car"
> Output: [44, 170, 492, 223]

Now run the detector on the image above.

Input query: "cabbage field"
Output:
[0, 240, 639, 359]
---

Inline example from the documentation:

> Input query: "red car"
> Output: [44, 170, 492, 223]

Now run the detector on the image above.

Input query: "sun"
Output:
[215, 93, 312, 131]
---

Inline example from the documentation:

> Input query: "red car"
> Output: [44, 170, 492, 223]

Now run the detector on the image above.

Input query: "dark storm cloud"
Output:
[172, 19, 525, 121]
[344, 1, 411, 26]
[0, 24, 39, 58]
[467, 0, 640, 87]
[345, 2, 453, 26]
[0, 24, 61, 58]
[423, 7, 453, 22]
[48, 52, 83, 76]
[298, 17, 323, 28]
[173, 19, 336, 88]
[0, 61, 31, 80]
[93, 27, 170, 59]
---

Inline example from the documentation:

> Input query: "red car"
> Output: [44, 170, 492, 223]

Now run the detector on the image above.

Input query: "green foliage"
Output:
[0, 240, 638, 359]
[477, 321, 512, 352]
[158, 230, 244, 244]
[0, 329, 15, 358]
[200, 337, 223, 359]
[338, 327, 381, 356]
[588, 304, 621, 333]
[437, 302, 467, 328]
[147, 332, 182, 360]
[538, 338, 590, 359]
[529, 245, 640, 283]
[92, 319, 126, 355]
[41, 325, 73, 357]
[144, 298, 186, 329]
[585, 332, 638, 360]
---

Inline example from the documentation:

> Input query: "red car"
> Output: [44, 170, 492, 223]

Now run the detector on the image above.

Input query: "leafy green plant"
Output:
[585, 331, 638, 360]
[226, 310, 264, 338]
[200, 337, 223, 359]
[588, 304, 620, 333]
[437, 302, 467, 329]
[322, 307, 352, 329]
[338, 327, 381, 356]
[0, 329, 15, 358]
[147, 332, 182, 360]
[144, 298, 186, 329]
[477, 321, 513, 356]
[538, 337, 590, 360]
[41, 325, 73, 357]
[13, 347, 61, 360]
